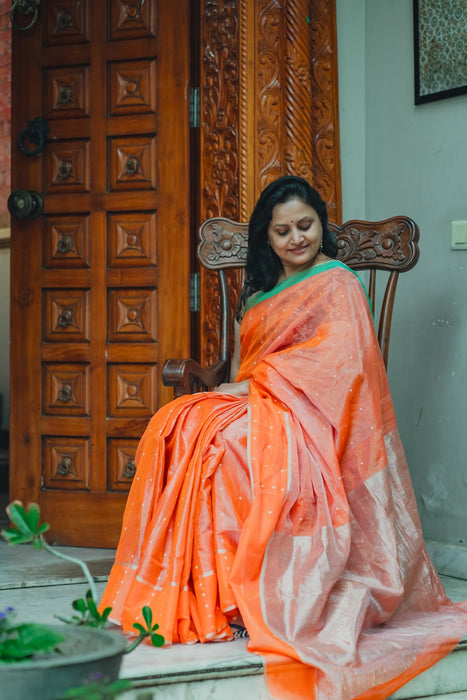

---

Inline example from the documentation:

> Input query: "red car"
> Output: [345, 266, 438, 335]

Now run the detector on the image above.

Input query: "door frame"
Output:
[197, 0, 341, 367]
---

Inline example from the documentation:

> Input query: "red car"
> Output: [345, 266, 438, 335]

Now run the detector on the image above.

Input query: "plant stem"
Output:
[41, 540, 98, 602]
[124, 634, 147, 655]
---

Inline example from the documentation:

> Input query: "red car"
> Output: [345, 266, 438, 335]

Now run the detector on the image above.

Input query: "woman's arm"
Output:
[230, 320, 241, 381]
[213, 320, 249, 396]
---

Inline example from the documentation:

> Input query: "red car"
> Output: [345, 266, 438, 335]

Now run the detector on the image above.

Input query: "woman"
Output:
[101, 176, 467, 699]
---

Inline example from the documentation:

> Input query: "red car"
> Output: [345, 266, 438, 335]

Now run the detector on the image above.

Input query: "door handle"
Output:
[18, 116, 50, 157]
[7, 189, 44, 220]
[10, 0, 40, 32]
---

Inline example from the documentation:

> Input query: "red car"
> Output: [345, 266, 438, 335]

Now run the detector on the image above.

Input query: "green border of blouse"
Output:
[244, 260, 372, 313]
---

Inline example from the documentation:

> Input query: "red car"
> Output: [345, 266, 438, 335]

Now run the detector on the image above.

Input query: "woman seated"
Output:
[101, 176, 467, 700]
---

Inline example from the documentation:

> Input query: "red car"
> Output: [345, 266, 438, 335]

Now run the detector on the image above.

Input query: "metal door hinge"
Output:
[190, 272, 200, 312]
[189, 87, 200, 128]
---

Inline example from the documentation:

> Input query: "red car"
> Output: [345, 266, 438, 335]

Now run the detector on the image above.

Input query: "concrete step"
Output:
[2, 541, 466, 700]
[116, 634, 467, 700]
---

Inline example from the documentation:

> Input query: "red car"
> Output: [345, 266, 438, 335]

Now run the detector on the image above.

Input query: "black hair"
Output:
[237, 175, 337, 319]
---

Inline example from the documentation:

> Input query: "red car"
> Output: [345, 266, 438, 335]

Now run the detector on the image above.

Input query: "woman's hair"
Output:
[237, 175, 338, 319]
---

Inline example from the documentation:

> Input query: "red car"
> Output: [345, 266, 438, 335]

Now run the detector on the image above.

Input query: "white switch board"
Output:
[451, 221, 467, 250]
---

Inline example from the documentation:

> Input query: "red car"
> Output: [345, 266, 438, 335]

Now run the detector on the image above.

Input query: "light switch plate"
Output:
[451, 221, 467, 250]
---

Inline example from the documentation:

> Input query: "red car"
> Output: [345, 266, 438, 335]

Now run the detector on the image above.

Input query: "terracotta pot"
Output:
[0, 624, 127, 700]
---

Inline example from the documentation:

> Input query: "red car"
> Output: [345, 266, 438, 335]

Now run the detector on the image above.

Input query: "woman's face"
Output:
[267, 197, 324, 279]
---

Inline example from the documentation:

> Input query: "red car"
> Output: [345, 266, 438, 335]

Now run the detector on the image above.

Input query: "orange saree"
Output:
[101, 261, 467, 699]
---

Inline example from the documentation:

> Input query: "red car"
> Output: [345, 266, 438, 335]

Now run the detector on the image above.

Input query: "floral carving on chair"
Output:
[335, 222, 415, 269]
[200, 221, 248, 268]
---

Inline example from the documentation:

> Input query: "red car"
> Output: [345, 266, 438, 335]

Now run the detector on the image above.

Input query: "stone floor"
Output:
[1, 525, 467, 698]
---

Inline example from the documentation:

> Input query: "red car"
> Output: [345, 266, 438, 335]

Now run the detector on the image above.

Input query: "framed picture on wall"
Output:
[413, 0, 467, 104]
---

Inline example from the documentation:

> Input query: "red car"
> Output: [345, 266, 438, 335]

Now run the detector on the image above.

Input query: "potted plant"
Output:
[1, 501, 164, 699]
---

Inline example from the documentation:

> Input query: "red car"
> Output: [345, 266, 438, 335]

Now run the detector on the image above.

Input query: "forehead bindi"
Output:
[272, 214, 313, 227]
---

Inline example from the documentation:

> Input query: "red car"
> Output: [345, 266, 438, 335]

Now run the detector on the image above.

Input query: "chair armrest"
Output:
[162, 358, 230, 397]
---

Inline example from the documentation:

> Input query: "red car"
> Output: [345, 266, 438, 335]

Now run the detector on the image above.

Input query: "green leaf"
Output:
[17, 622, 65, 651]
[131, 622, 146, 635]
[37, 523, 50, 536]
[1, 527, 19, 540]
[150, 631, 165, 647]
[100, 607, 112, 624]
[1, 640, 39, 661]
[0, 623, 65, 661]
[86, 597, 99, 620]
[27, 503, 41, 533]
[6, 502, 35, 538]
[142, 605, 153, 629]
[4, 502, 50, 546]
[1, 529, 33, 545]
[72, 598, 87, 614]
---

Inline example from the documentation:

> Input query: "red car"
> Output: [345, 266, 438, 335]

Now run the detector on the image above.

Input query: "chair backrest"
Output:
[198, 216, 420, 368]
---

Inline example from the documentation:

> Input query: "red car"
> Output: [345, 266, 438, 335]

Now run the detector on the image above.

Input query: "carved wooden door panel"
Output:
[10, 0, 191, 546]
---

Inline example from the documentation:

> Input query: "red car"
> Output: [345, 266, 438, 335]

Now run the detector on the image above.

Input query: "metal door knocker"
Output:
[18, 116, 50, 157]
[10, 0, 40, 31]
[123, 459, 136, 479]
[57, 457, 72, 476]
[57, 309, 73, 328]
[57, 384, 73, 402]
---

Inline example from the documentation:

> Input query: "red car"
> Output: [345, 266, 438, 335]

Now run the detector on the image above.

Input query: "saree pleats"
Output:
[100, 263, 467, 699]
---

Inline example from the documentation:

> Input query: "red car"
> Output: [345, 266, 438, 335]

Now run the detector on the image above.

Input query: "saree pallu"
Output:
[101, 261, 467, 699]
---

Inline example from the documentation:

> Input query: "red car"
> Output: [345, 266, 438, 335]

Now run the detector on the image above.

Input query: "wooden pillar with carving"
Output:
[198, 0, 341, 367]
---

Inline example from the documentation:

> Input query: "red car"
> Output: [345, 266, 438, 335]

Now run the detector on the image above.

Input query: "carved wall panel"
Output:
[108, 289, 157, 342]
[108, 439, 139, 491]
[283, 0, 314, 181]
[46, 65, 90, 120]
[43, 363, 90, 415]
[109, 137, 156, 190]
[199, 0, 341, 367]
[109, 0, 156, 40]
[45, 215, 90, 268]
[108, 364, 157, 417]
[44, 289, 90, 342]
[108, 212, 157, 266]
[199, 0, 240, 367]
[200, 1, 239, 220]
[46, 140, 90, 193]
[109, 60, 156, 115]
[308, 0, 341, 223]
[43, 437, 90, 490]
[255, 0, 283, 193]
[45, 1, 90, 46]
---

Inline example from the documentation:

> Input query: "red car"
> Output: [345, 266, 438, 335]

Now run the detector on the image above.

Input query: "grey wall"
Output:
[337, 0, 467, 547]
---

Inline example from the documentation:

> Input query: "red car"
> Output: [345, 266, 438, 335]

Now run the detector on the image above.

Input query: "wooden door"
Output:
[9, 0, 192, 547]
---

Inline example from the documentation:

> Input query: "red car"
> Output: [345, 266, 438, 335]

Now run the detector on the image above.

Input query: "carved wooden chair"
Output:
[162, 216, 420, 397]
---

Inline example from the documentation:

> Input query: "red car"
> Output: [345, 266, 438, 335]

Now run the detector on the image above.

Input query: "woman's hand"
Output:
[213, 379, 249, 396]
